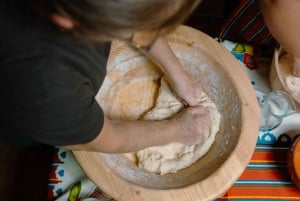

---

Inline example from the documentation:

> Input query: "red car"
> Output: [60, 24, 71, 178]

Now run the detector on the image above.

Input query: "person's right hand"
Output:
[172, 106, 211, 146]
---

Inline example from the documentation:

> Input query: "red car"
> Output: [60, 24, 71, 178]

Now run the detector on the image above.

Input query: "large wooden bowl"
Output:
[73, 25, 259, 201]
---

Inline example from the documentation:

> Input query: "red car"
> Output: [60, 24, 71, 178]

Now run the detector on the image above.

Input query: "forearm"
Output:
[102, 119, 178, 153]
[65, 116, 179, 153]
[146, 34, 203, 105]
[65, 106, 210, 153]
[148, 35, 186, 81]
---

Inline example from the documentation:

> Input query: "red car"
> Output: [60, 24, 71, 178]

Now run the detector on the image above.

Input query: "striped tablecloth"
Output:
[217, 136, 300, 201]
[48, 134, 300, 201]
[217, 40, 300, 200]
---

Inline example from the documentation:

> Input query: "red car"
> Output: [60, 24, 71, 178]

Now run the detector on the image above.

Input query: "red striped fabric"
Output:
[220, 187, 300, 200]
[216, 145, 300, 200]
[219, 0, 276, 57]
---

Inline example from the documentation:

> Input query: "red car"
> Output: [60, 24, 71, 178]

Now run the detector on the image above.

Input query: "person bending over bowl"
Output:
[0, 0, 211, 153]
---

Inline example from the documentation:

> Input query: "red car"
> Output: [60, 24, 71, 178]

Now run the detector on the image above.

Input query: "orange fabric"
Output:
[216, 144, 300, 200]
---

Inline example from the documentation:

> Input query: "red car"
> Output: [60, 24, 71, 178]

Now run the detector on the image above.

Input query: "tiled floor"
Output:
[0, 144, 54, 201]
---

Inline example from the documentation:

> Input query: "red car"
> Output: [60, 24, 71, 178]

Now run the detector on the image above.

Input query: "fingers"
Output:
[180, 88, 203, 106]
[169, 76, 203, 106]
[189, 105, 209, 115]
[190, 96, 204, 106]
[174, 91, 202, 106]
[173, 91, 189, 106]
[173, 105, 211, 145]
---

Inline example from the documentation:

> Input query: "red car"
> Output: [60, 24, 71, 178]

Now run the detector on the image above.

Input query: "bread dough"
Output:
[136, 78, 221, 175]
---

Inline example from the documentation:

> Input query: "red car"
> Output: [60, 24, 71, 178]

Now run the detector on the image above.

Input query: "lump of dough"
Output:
[136, 78, 221, 175]
[143, 78, 184, 120]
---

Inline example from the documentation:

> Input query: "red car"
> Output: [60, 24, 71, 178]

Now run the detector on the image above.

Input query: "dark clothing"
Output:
[0, 0, 109, 146]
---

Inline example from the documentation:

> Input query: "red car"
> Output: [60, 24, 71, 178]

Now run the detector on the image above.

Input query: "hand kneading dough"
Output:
[136, 78, 221, 175]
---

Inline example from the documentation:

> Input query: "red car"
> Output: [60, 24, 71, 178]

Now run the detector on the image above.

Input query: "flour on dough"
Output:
[136, 78, 221, 175]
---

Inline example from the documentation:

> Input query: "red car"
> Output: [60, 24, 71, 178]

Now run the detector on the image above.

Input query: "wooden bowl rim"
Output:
[72, 25, 259, 201]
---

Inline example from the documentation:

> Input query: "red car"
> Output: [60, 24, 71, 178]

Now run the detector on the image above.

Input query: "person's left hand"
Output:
[168, 73, 203, 106]
[145, 35, 203, 105]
